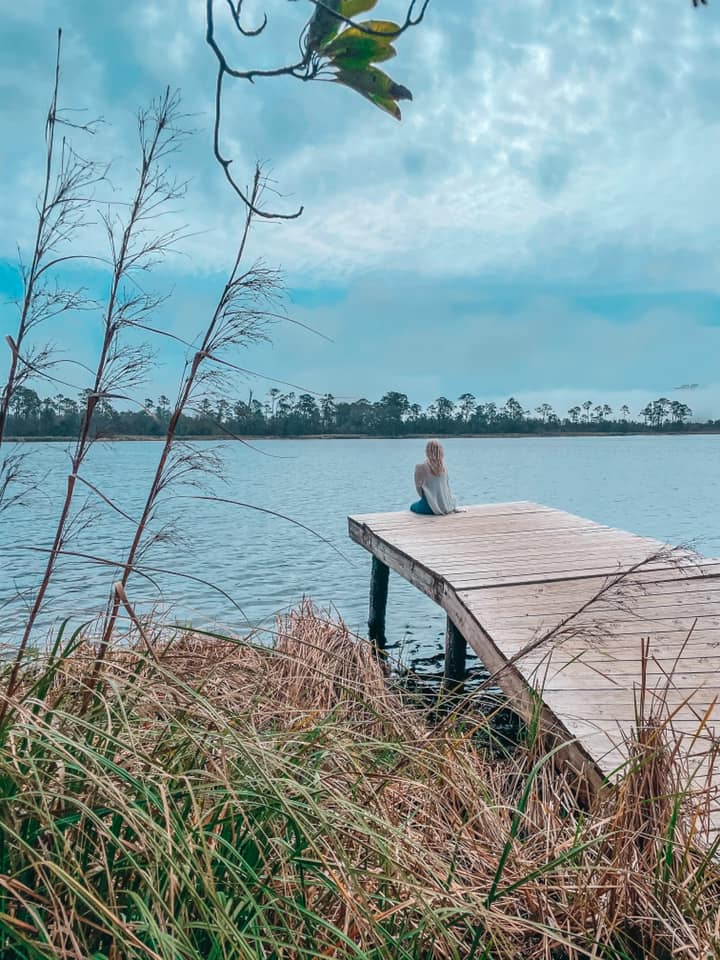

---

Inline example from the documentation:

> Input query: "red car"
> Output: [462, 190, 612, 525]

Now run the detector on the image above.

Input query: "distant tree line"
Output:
[5, 386, 714, 439]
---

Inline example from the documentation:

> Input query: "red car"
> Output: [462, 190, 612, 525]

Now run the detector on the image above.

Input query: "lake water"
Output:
[2, 436, 720, 670]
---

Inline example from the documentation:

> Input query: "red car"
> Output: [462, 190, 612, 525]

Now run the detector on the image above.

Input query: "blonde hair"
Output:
[425, 439, 446, 476]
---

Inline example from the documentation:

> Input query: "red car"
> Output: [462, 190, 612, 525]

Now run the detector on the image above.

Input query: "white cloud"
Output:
[3, 0, 720, 408]
[3, 0, 720, 284]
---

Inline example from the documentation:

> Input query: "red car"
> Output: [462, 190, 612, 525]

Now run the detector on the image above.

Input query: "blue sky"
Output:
[2, 0, 720, 418]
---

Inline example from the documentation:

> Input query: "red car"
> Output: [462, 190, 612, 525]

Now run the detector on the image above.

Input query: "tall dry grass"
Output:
[0, 603, 718, 959]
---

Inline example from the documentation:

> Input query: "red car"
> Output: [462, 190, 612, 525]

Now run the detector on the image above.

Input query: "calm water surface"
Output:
[2, 437, 719, 665]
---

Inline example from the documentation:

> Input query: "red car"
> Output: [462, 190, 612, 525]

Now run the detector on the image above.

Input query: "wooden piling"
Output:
[443, 617, 467, 694]
[368, 556, 389, 653]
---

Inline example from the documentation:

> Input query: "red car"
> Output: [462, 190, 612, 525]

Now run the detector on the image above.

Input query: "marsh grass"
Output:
[0, 603, 718, 959]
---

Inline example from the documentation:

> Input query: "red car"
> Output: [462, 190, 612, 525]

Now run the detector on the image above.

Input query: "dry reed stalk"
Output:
[0, 31, 102, 450]
[92, 166, 280, 687]
[4, 91, 187, 718]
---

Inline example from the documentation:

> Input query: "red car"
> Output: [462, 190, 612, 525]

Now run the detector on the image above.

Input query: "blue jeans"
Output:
[410, 494, 434, 515]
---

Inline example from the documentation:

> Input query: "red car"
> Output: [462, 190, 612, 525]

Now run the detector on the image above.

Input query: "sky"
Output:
[2, 0, 720, 418]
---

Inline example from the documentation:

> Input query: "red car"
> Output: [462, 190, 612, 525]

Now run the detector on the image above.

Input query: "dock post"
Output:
[443, 617, 467, 694]
[368, 556, 389, 654]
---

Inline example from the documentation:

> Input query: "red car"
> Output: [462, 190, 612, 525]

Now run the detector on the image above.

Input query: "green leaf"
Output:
[339, 0, 378, 16]
[331, 48, 396, 70]
[325, 33, 397, 69]
[345, 19, 402, 37]
[306, 0, 342, 51]
[368, 93, 402, 120]
[334, 65, 412, 101]
[334, 66, 411, 120]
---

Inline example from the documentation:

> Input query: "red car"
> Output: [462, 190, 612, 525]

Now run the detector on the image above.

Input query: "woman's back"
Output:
[414, 459, 456, 516]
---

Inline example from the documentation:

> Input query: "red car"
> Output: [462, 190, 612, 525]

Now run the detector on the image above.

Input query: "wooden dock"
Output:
[349, 502, 720, 826]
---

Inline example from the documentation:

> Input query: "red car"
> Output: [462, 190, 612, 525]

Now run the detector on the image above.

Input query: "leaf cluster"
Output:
[306, 0, 413, 119]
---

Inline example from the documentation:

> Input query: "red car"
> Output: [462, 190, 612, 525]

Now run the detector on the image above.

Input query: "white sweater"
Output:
[414, 462, 457, 515]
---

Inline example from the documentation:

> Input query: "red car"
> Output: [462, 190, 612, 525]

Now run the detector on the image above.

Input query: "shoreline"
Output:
[6, 429, 720, 442]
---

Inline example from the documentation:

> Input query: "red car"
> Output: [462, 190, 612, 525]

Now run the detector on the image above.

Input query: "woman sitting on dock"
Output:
[411, 440, 459, 515]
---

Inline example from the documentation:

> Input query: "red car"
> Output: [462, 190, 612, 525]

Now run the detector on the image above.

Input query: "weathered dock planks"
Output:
[348, 502, 720, 831]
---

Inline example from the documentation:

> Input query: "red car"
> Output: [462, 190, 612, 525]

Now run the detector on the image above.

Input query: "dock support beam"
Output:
[444, 617, 467, 694]
[368, 557, 389, 653]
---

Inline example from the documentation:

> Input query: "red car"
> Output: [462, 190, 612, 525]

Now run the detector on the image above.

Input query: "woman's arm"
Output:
[414, 463, 425, 497]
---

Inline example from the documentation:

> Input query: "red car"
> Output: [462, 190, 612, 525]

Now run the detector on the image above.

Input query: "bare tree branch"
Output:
[204, 0, 431, 217]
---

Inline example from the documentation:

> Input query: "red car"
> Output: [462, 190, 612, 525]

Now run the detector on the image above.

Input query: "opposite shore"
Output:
[7, 429, 720, 442]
